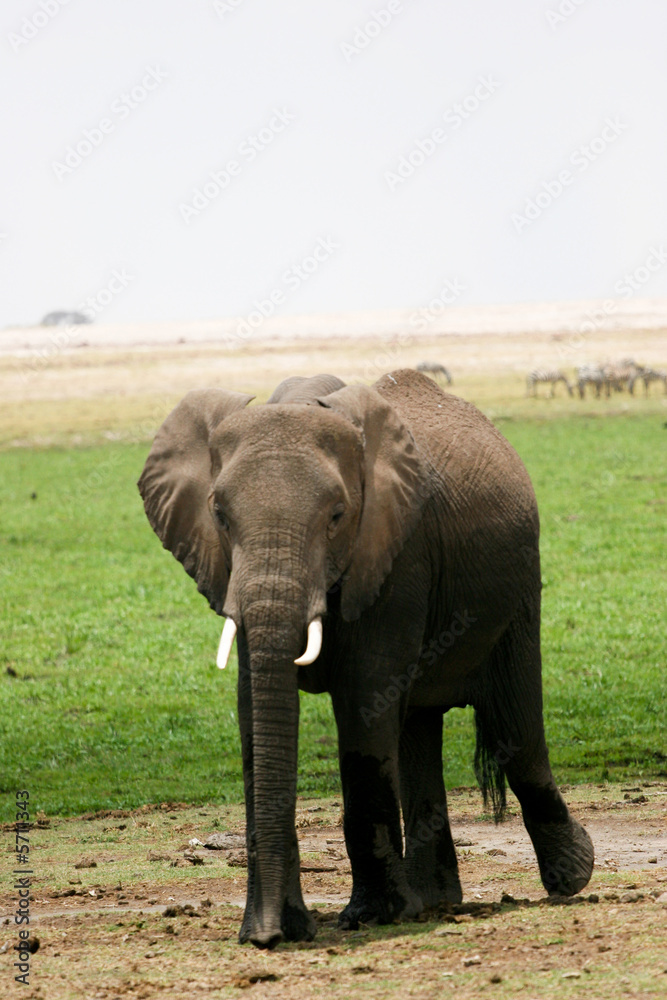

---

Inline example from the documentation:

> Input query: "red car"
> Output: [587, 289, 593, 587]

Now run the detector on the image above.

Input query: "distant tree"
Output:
[41, 310, 91, 326]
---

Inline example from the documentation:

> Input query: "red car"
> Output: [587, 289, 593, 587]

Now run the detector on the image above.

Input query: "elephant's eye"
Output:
[214, 504, 229, 531]
[329, 504, 345, 533]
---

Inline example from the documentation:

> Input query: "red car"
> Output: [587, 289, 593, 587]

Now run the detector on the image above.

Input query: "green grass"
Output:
[0, 415, 665, 820]
[502, 415, 667, 782]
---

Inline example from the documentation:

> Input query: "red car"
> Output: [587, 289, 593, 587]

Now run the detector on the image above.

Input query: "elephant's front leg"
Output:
[236, 632, 314, 944]
[333, 699, 422, 929]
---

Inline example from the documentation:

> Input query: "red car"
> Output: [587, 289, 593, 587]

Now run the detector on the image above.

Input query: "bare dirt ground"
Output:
[2, 785, 666, 999]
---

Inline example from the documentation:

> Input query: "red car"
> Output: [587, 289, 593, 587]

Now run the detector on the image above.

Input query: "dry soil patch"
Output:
[2, 785, 666, 999]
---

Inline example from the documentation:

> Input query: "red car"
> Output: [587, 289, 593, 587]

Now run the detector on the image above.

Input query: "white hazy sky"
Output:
[2, 0, 667, 326]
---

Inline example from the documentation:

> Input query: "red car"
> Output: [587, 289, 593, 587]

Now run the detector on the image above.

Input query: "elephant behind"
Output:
[138, 368, 594, 948]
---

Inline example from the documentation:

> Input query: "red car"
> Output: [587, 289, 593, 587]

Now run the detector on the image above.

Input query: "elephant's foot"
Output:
[404, 832, 463, 908]
[407, 864, 462, 908]
[529, 817, 594, 896]
[339, 883, 423, 930]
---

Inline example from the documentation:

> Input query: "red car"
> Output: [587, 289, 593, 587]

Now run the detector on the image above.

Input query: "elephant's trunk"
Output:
[235, 572, 320, 948]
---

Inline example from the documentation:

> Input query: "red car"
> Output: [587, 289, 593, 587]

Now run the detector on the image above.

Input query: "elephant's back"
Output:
[376, 369, 540, 664]
[373, 369, 538, 535]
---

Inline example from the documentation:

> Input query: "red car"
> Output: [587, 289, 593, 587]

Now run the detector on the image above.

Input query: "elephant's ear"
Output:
[316, 384, 428, 621]
[138, 388, 254, 615]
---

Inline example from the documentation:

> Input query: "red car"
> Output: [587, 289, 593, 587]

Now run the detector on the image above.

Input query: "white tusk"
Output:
[217, 618, 237, 670]
[294, 617, 323, 666]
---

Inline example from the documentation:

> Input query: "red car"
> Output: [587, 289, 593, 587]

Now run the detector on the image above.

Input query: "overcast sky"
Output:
[2, 0, 667, 326]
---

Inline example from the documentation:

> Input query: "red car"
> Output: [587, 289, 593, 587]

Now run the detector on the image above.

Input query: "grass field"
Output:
[0, 409, 665, 822]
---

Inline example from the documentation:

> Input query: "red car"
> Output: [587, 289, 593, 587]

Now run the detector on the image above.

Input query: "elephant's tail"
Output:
[473, 709, 507, 823]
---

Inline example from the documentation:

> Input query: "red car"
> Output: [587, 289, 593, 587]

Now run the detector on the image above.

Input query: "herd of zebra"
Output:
[526, 360, 667, 398]
[415, 359, 666, 398]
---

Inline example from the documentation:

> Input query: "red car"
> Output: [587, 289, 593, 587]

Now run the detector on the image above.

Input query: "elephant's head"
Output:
[138, 375, 426, 945]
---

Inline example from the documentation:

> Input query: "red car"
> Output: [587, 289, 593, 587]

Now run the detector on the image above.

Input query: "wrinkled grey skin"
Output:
[138, 369, 594, 949]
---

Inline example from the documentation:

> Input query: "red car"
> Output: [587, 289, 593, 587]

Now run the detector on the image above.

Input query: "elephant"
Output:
[138, 368, 594, 949]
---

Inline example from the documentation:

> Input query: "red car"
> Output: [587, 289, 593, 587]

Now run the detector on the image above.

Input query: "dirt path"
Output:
[2, 785, 665, 999]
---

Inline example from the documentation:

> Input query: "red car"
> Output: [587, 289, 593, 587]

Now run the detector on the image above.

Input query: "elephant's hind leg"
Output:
[473, 603, 594, 897]
[399, 707, 462, 906]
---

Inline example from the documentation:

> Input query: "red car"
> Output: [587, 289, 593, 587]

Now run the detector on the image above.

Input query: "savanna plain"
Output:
[0, 319, 666, 998]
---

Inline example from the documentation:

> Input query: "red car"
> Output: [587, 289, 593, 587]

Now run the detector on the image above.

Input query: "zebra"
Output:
[526, 368, 573, 397]
[601, 363, 628, 396]
[576, 364, 604, 398]
[601, 359, 645, 396]
[638, 366, 667, 394]
[416, 361, 452, 385]
[618, 358, 645, 395]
